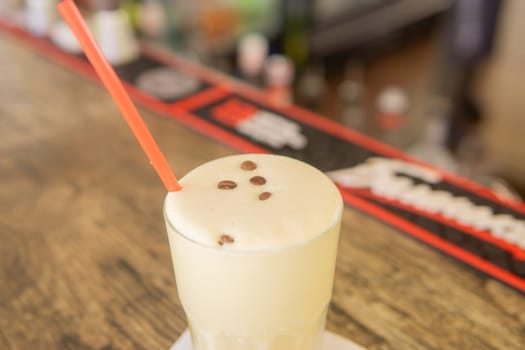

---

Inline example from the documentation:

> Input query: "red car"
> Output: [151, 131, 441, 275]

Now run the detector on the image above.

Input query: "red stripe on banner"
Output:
[210, 98, 258, 127]
[170, 85, 230, 112]
[340, 189, 525, 293]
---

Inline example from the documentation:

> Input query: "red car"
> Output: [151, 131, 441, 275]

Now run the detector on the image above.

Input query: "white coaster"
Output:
[170, 329, 366, 350]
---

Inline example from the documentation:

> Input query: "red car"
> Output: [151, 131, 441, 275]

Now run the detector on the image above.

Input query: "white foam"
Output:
[165, 154, 342, 251]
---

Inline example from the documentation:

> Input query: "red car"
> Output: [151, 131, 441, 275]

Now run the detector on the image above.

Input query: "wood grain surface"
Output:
[1, 33, 524, 350]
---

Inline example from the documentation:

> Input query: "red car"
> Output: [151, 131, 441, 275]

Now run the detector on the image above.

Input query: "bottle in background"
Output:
[134, 0, 184, 49]
[282, 0, 311, 73]
[181, 0, 239, 72]
[407, 96, 459, 174]
[375, 86, 409, 131]
[234, 0, 281, 38]
[236, 32, 269, 87]
[91, 2, 139, 66]
[335, 61, 366, 131]
[25, 0, 56, 36]
[297, 63, 326, 111]
[374, 85, 409, 147]
[265, 54, 295, 105]
[338, 80, 365, 131]
[137, 0, 166, 39]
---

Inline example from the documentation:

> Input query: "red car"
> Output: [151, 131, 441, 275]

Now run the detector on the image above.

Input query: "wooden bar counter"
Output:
[1, 33, 524, 350]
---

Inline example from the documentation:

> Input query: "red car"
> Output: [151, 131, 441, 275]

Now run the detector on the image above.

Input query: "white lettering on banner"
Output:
[328, 158, 525, 249]
[236, 110, 307, 150]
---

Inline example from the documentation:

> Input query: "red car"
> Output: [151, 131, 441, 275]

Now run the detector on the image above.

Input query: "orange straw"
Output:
[57, 0, 181, 192]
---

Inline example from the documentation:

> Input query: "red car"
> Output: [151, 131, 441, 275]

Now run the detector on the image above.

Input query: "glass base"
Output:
[170, 329, 366, 350]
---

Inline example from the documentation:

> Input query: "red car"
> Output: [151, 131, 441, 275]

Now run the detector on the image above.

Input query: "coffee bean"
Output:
[241, 160, 257, 171]
[217, 180, 237, 190]
[218, 234, 235, 245]
[250, 176, 266, 185]
[259, 192, 272, 200]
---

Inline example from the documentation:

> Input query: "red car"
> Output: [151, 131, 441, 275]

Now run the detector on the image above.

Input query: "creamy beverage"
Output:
[164, 154, 343, 350]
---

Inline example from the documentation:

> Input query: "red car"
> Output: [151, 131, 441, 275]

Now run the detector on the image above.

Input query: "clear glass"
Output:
[164, 196, 342, 350]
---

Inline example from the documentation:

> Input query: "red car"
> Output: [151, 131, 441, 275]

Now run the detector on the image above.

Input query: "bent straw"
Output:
[57, 0, 181, 192]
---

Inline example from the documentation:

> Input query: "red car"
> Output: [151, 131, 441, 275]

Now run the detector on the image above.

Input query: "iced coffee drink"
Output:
[164, 154, 343, 350]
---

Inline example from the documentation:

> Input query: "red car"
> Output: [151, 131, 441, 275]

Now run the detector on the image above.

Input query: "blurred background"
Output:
[1, 0, 523, 201]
